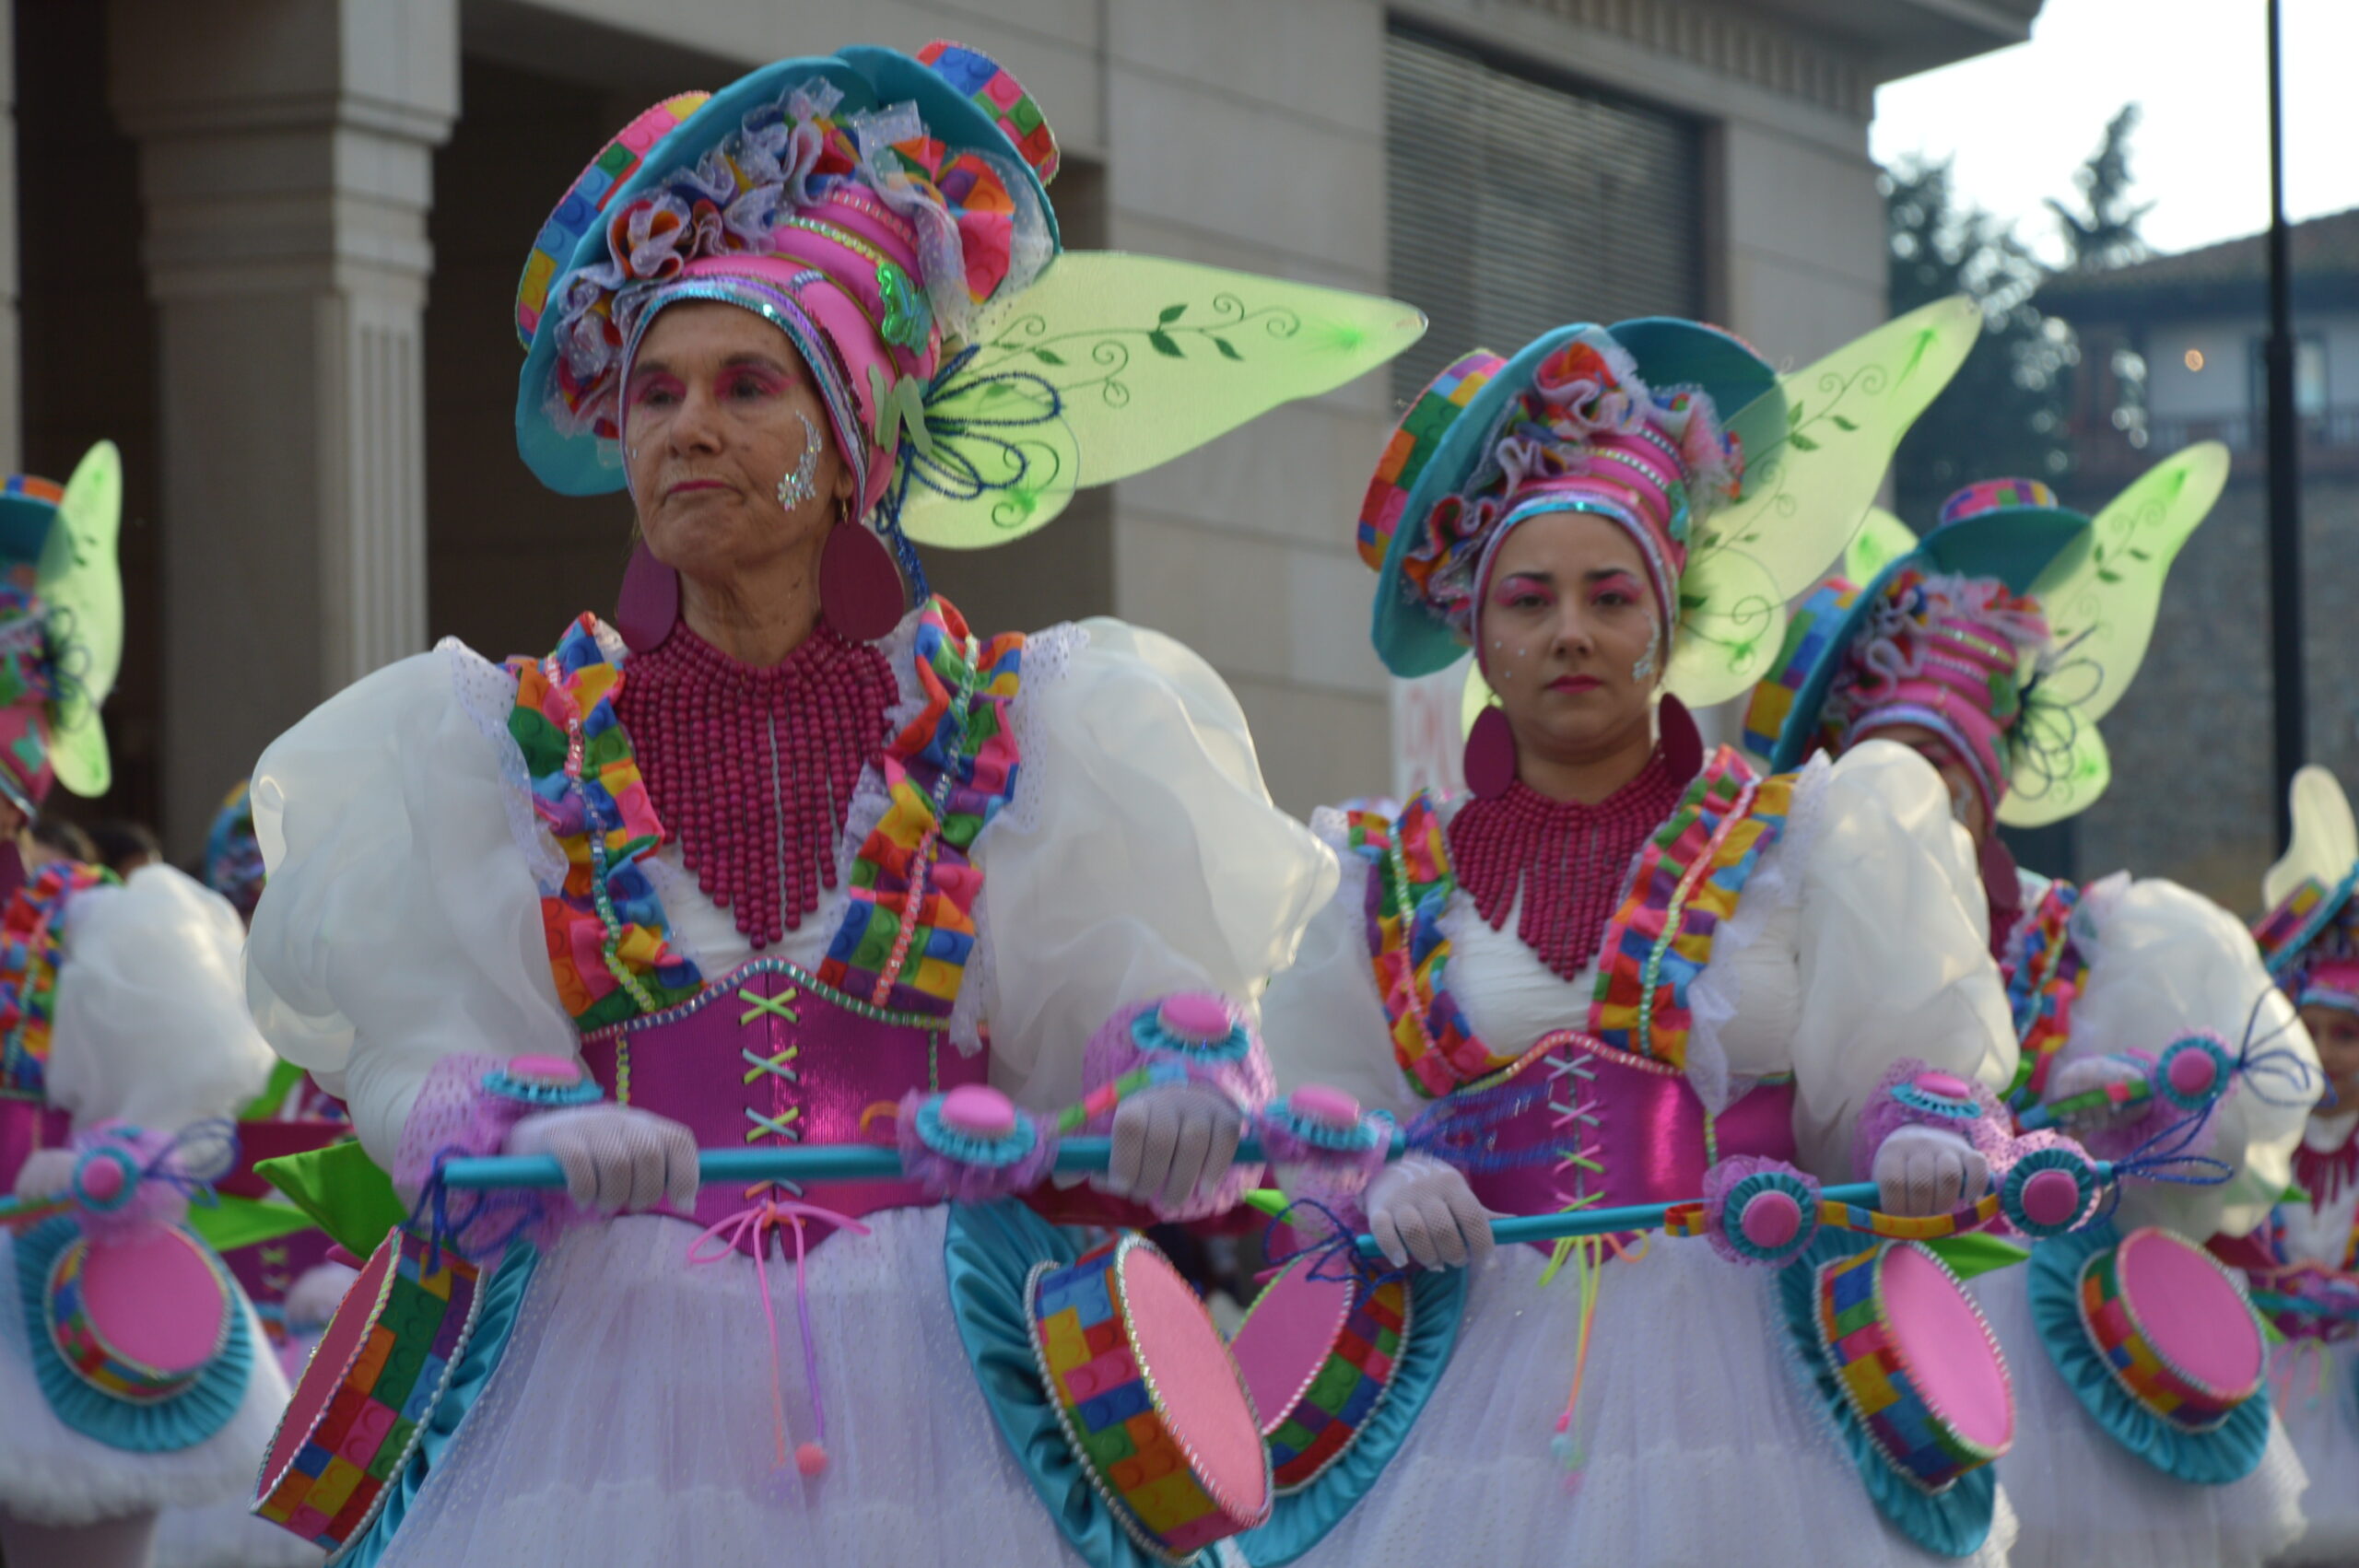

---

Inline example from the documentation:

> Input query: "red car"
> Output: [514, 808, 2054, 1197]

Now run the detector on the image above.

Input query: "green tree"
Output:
[1884, 157, 2072, 521]
[2048, 105, 2155, 274]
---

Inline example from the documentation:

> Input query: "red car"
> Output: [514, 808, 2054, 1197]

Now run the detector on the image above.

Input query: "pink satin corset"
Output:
[1467, 1030, 1797, 1248]
[0, 1094, 68, 1192]
[578, 958, 986, 1250]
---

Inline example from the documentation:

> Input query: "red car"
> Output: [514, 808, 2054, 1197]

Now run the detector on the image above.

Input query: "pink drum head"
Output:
[1883, 1245, 2013, 1454]
[81, 1229, 228, 1375]
[262, 1229, 393, 1492]
[1118, 1245, 1270, 1523]
[1230, 1260, 1355, 1437]
[2118, 1228, 2263, 1397]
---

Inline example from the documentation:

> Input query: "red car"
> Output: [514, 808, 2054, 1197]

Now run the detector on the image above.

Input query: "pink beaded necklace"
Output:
[1447, 748, 1684, 983]
[614, 622, 896, 949]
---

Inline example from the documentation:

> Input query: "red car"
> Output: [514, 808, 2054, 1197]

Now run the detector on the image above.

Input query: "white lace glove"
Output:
[11, 1147, 74, 1203]
[284, 1261, 362, 1332]
[2047, 1055, 2153, 1131]
[504, 1105, 698, 1216]
[1872, 1125, 1989, 1218]
[1367, 1153, 1494, 1270]
[1108, 1085, 1246, 1213]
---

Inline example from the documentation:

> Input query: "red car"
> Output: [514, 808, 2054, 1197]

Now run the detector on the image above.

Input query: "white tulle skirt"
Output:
[370, 1208, 1085, 1568]
[1286, 1235, 2015, 1568]
[0, 1229, 292, 1527]
[1972, 1272, 2307, 1568]
[153, 1497, 326, 1568]
[2269, 1338, 2359, 1564]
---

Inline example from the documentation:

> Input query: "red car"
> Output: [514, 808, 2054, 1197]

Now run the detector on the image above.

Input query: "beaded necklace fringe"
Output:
[615, 623, 895, 949]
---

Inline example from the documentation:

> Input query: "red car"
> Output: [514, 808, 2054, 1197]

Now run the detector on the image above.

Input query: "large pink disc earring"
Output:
[616, 541, 680, 652]
[1463, 705, 1517, 799]
[819, 519, 905, 642]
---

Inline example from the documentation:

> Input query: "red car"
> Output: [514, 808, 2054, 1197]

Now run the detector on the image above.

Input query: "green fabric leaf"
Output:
[256, 1141, 407, 1259]
[1922, 1233, 2031, 1280]
[186, 1193, 321, 1255]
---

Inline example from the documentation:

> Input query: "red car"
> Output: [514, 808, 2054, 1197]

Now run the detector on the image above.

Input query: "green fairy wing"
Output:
[1844, 507, 1919, 585]
[41, 440, 123, 798]
[899, 252, 1426, 548]
[1998, 441, 2229, 827]
[1669, 295, 1981, 707]
[2263, 765, 2356, 911]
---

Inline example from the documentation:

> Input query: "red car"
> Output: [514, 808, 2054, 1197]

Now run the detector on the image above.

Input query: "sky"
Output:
[1872, 0, 2359, 264]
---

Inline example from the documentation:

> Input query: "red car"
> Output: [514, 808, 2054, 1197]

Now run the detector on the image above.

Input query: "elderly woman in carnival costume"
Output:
[0, 444, 298, 1568]
[1239, 298, 2097, 1568]
[2235, 766, 2359, 1563]
[241, 42, 1424, 1568]
[1743, 454, 2320, 1568]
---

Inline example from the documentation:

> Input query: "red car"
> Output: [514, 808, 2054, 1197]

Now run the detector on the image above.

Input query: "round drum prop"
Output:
[253, 1227, 488, 1552]
[1228, 1255, 1411, 1492]
[47, 1226, 234, 1403]
[2077, 1226, 2263, 1432]
[1815, 1242, 2014, 1492]
[1027, 1235, 1273, 1562]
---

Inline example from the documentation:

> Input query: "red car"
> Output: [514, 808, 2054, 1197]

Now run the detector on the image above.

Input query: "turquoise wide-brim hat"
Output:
[1360, 319, 1781, 680]
[1743, 479, 2091, 773]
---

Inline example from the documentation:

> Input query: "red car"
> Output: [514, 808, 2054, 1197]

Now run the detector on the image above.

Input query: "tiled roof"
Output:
[2041, 207, 2359, 310]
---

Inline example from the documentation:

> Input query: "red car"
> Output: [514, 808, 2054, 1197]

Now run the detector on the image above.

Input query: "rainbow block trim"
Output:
[513, 93, 711, 350]
[1742, 578, 1861, 758]
[0, 474, 63, 505]
[1356, 350, 1504, 572]
[2002, 879, 2087, 1107]
[45, 1231, 232, 1404]
[1249, 1266, 1413, 1493]
[916, 41, 1060, 184]
[1588, 749, 1792, 1068]
[511, 616, 703, 1031]
[253, 1230, 487, 1552]
[2254, 867, 2357, 978]
[0, 862, 114, 1098]
[2076, 1235, 2260, 1433]
[1815, 1243, 2008, 1494]
[1347, 793, 1515, 1097]
[1027, 1238, 1262, 1562]
[820, 598, 1024, 1017]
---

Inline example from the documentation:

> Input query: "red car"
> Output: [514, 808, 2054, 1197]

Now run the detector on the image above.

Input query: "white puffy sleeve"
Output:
[1260, 814, 1427, 1122]
[2064, 876, 2319, 1238]
[45, 867, 275, 1133]
[245, 644, 574, 1167]
[1781, 740, 2020, 1180]
[969, 619, 1339, 1113]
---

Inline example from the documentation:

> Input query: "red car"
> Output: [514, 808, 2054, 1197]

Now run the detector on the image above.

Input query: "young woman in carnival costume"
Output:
[1239, 297, 2091, 1568]
[0, 443, 299, 1568]
[2236, 765, 2359, 1563]
[240, 42, 1425, 1568]
[1743, 451, 2320, 1568]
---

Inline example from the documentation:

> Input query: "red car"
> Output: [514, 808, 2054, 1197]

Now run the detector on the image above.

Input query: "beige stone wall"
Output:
[5, 0, 2027, 845]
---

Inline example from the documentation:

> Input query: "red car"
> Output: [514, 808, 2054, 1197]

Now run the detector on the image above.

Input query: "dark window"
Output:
[1386, 24, 1707, 402]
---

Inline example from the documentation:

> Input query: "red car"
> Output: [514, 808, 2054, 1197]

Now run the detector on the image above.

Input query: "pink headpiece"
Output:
[2301, 955, 2359, 1017]
[1825, 568, 2048, 824]
[1406, 328, 1742, 648]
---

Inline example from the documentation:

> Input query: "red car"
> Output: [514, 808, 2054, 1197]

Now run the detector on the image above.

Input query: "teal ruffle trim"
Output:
[338, 1240, 542, 1568]
[16, 1216, 253, 1453]
[1232, 1264, 1466, 1567]
[1776, 1231, 1998, 1558]
[2025, 1223, 2270, 1484]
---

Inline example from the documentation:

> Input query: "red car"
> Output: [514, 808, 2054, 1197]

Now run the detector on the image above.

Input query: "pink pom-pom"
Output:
[2017, 1167, 2083, 1231]
[1739, 1188, 1802, 1250]
[1156, 993, 1233, 1044]
[77, 1158, 125, 1203]
[938, 1083, 1017, 1139]
[509, 1054, 584, 1086]
[1290, 1085, 1361, 1129]
[795, 1442, 829, 1477]
[1911, 1071, 1972, 1100]
[2166, 1047, 2219, 1100]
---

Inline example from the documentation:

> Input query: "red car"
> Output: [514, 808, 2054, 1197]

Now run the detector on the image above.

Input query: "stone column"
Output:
[109, 0, 456, 850]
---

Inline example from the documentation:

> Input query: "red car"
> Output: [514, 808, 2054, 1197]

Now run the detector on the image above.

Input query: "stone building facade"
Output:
[3, 0, 2034, 849]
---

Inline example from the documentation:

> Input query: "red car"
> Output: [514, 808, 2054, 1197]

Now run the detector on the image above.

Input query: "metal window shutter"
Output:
[1388, 28, 1705, 403]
